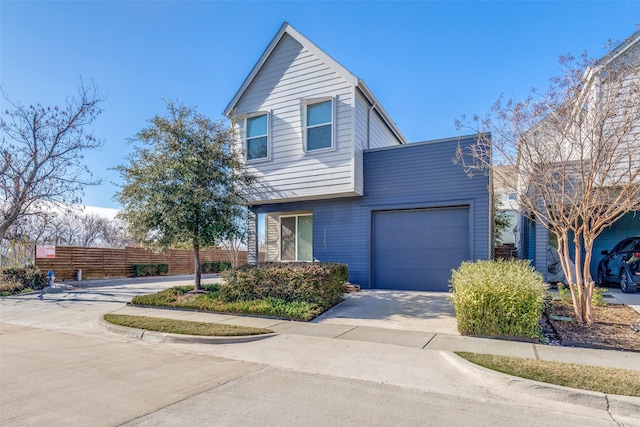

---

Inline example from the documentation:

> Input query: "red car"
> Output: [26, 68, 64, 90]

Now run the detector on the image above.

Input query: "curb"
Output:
[97, 316, 277, 345]
[441, 351, 640, 418]
[2, 285, 75, 297]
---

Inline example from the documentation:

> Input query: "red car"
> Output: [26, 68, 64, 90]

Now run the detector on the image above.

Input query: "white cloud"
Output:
[81, 206, 120, 220]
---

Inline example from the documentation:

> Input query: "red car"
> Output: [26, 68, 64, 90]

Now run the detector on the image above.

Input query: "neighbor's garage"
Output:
[373, 206, 470, 291]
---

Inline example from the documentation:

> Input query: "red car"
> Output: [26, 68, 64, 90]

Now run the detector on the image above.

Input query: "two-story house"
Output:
[520, 29, 640, 284]
[224, 23, 491, 291]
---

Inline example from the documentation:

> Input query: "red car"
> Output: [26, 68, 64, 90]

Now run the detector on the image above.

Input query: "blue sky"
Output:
[2, 1, 638, 209]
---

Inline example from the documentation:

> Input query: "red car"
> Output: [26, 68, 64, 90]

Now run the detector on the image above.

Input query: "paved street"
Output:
[1, 323, 262, 426]
[1, 278, 638, 426]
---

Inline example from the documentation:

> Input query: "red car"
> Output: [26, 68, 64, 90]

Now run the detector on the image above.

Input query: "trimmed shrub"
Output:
[220, 262, 348, 309]
[450, 259, 547, 339]
[1, 266, 47, 293]
[131, 284, 319, 321]
[132, 263, 169, 277]
[201, 261, 232, 273]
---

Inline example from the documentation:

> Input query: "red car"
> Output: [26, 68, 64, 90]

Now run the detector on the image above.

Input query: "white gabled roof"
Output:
[583, 29, 640, 82]
[224, 22, 408, 145]
[595, 29, 640, 68]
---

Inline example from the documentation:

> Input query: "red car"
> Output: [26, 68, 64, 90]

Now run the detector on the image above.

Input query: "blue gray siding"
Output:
[251, 135, 490, 288]
[534, 221, 549, 280]
[525, 212, 640, 282]
[592, 212, 640, 278]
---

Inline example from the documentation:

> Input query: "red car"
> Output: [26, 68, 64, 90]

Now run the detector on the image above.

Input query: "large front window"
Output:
[246, 114, 268, 160]
[280, 214, 313, 261]
[305, 100, 332, 151]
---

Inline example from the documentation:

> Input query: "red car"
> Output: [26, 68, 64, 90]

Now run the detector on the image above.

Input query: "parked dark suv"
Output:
[597, 237, 640, 293]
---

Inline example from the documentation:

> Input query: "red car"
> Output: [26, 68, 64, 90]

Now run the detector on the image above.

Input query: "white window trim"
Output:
[244, 111, 271, 163]
[301, 97, 336, 153]
[279, 213, 313, 262]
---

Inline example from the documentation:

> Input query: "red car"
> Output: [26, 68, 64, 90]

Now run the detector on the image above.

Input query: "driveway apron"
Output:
[313, 290, 458, 335]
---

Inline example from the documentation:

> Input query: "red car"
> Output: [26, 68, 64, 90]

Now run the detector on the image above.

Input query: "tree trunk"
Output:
[582, 236, 595, 324]
[558, 232, 581, 321]
[193, 240, 201, 291]
[573, 236, 586, 324]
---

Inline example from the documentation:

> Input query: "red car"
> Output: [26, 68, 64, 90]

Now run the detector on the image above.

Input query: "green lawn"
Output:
[456, 352, 640, 397]
[104, 314, 273, 336]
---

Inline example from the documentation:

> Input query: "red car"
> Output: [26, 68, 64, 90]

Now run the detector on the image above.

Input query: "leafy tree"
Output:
[457, 41, 640, 324]
[0, 82, 104, 242]
[115, 101, 257, 290]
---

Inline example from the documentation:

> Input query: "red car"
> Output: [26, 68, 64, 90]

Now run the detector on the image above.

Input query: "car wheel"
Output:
[597, 268, 606, 287]
[620, 269, 637, 294]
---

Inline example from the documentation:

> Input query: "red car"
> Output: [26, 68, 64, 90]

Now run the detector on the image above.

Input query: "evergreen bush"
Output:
[201, 261, 232, 273]
[0, 266, 47, 294]
[132, 263, 169, 277]
[221, 262, 348, 309]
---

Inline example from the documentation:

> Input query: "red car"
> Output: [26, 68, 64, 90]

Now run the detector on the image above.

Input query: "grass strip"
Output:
[456, 351, 640, 397]
[103, 314, 273, 337]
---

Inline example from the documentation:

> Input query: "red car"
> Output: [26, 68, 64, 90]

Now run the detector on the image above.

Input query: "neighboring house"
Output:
[520, 30, 640, 282]
[494, 165, 520, 247]
[224, 23, 491, 291]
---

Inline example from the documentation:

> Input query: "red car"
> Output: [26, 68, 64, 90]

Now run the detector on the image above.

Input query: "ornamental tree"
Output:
[116, 100, 257, 290]
[457, 39, 640, 324]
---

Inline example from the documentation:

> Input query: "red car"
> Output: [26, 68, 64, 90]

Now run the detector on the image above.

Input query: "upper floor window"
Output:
[305, 99, 333, 151]
[246, 113, 268, 161]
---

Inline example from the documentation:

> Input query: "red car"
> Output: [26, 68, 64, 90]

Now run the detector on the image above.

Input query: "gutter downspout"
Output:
[366, 102, 376, 149]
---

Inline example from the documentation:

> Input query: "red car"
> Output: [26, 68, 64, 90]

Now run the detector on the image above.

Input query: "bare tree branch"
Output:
[0, 80, 105, 241]
[457, 40, 640, 324]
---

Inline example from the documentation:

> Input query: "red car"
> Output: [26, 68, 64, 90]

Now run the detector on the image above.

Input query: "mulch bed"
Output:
[544, 299, 640, 352]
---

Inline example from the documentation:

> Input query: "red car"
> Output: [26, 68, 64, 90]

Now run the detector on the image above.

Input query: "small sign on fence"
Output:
[35, 245, 56, 259]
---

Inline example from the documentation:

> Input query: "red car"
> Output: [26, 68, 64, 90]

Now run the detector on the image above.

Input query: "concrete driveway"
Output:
[606, 287, 640, 314]
[314, 290, 459, 335]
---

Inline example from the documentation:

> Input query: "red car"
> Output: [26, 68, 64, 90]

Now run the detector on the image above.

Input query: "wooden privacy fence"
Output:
[34, 246, 248, 281]
[494, 244, 517, 260]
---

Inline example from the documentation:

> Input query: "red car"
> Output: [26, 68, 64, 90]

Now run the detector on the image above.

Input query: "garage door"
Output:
[373, 207, 470, 291]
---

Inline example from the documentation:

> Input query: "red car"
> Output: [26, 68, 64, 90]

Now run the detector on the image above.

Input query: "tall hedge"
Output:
[132, 264, 169, 277]
[450, 259, 547, 339]
[221, 262, 348, 309]
[201, 261, 232, 273]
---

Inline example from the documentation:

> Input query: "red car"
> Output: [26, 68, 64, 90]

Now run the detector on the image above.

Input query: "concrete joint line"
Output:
[604, 395, 618, 426]
[422, 333, 437, 349]
[332, 326, 359, 339]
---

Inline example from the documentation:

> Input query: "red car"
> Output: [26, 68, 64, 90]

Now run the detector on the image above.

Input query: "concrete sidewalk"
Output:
[109, 304, 640, 372]
[90, 282, 640, 373]
[104, 304, 640, 422]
